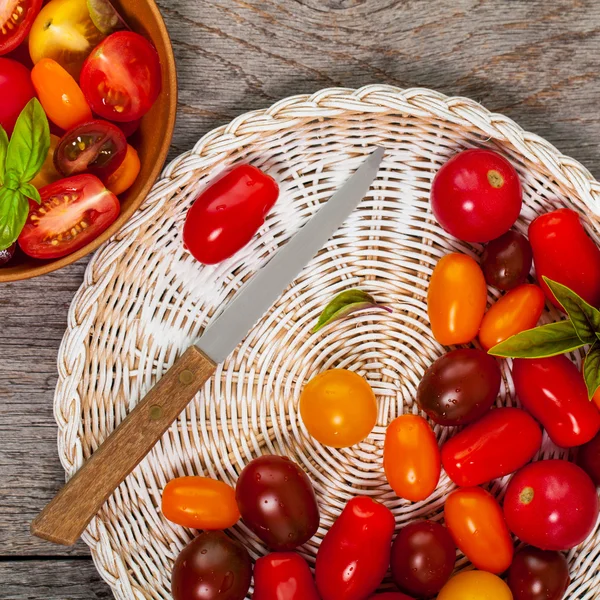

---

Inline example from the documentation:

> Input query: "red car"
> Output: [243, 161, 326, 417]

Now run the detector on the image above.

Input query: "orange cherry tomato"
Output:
[437, 571, 513, 600]
[444, 487, 513, 574]
[31, 58, 91, 130]
[300, 369, 377, 448]
[161, 476, 240, 530]
[106, 144, 140, 195]
[384, 415, 441, 502]
[479, 284, 545, 351]
[428, 253, 487, 346]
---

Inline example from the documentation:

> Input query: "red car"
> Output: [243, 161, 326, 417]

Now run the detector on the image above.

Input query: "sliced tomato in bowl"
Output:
[18, 174, 120, 259]
[0, 0, 42, 56]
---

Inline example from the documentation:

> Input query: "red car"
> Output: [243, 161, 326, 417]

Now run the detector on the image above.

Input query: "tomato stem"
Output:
[519, 486, 535, 505]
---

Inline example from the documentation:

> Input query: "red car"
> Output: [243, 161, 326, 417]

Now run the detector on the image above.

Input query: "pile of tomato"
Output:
[0, 0, 162, 264]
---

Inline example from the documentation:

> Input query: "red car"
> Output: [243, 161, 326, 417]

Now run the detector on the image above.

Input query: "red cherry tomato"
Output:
[183, 165, 279, 265]
[431, 149, 522, 243]
[253, 553, 320, 600]
[316, 497, 395, 600]
[529, 208, 600, 309]
[576, 430, 600, 486]
[444, 487, 513, 574]
[18, 174, 120, 259]
[442, 408, 542, 487]
[504, 460, 599, 551]
[0, 57, 35, 134]
[512, 356, 600, 448]
[0, 0, 42, 56]
[80, 31, 162, 122]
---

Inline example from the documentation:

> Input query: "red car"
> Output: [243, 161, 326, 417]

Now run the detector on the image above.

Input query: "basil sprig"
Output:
[0, 99, 50, 250]
[489, 276, 600, 398]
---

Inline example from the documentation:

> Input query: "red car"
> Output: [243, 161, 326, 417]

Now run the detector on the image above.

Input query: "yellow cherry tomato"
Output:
[437, 571, 513, 600]
[300, 369, 377, 448]
[31, 134, 62, 189]
[106, 145, 141, 196]
[428, 253, 487, 346]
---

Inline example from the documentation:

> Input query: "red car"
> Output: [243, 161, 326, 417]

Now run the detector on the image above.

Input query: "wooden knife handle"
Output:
[31, 345, 216, 546]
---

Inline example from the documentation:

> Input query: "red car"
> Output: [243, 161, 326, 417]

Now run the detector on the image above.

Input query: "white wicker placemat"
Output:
[54, 85, 600, 599]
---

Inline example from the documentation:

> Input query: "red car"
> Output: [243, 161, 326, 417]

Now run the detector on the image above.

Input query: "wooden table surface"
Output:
[2, 0, 600, 597]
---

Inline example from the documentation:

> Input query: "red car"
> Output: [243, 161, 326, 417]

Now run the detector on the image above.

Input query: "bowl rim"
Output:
[0, 0, 178, 284]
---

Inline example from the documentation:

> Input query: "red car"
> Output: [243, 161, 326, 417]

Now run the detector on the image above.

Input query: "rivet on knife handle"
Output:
[31, 346, 216, 546]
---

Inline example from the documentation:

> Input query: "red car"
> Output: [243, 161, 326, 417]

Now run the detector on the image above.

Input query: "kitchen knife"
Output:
[31, 147, 385, 546]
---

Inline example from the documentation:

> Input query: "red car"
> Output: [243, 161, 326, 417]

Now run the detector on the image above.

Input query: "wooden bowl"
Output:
[0, 0, 177, 283]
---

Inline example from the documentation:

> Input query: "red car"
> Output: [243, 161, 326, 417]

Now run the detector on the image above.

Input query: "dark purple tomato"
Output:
[576, 430, 600, 486]
[236, 455, 320, 551]
[171, 531, 252, 600]
[481, 230, 533, 291]
[0, 243, 16, 266]
[390, 520, 456, 597]
[417, 349, 502, 426]
[507, 546, 570, 600]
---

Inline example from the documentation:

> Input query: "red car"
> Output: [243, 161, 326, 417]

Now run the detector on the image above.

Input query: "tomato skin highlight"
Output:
[428, 253, 487, 345]
[0, 0, 42, 56]
[252, 553, 320, 600]
[183, 165, 279, 265]
[431, 149, 522, 243]
[384, 415, 440, 502]
[529, 208, 600, 309]
[315, 497, 395, 600]
[442, 407, 542, 487]
[479, 284, 545, 351]
[444, 487, 514, 574]
[512, 356, 600, 448]
[504, 460, 599, 551]
[437, 571, 513, 600]
[0, 57, 35, 134]
[481, 229, 533, 291]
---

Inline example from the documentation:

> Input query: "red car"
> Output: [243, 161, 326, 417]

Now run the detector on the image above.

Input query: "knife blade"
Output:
[31, 148, 385, 546]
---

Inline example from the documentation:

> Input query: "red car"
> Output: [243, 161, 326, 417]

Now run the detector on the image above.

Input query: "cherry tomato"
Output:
[438, 571, 513, 600]
[235, 455, 319, 551]
[431, 149, 522, 243]
[300, 369, 377, 448]
[529, 208, 600, 309]
[479, 284, 545, 351]
[507, 546, 570, 600]
[18, 174, 120, 259]
[253, 553, 320, 600]
[31, 58, 92, 130]
[444, 487, 513, 574]
[116, 118, 141, 138]
[183, 165, 279, 265]
[504, 460, 599, 551]
[29, 0, 105, 78]
[171, 531, 252, 600]
[428, 253, 487, 345]
[0, 243, 16, 266]
[512, 356, 600, 448]
[417, 349, 501, 426]
[576, 430, 600, 486]
[54, 120, 127, 179]
[442, 408, 542, 487]
[481, 230, 533, 291]
[0, 0, 42, 55]
[31, 134, 62, 189]
[368, 595, 414, 600]
[80, 31, 162, 122]
[384, 415, 440, 502]
[316, 497, 395, 600]
[0, 57, 35, 134]
[106, 144, 140, 195]
[161, 476, 240, 530]
[390, 520, 455, 597]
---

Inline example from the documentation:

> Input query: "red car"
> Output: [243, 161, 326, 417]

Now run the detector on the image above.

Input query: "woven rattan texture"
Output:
[54, 86, 600, 599]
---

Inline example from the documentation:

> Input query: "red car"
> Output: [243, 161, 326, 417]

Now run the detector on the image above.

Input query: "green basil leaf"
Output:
[19, 182, 41, 204]
[489, 320, 585, 358]
[584, 342, 600, 400]
[6, 99, 50, 184]
[0, 127, 8, 184]
[544, 277, 600, 343]
[312, 289, 392, 333]
[87, 0, 129, 33]
[0, 188, 29, 250]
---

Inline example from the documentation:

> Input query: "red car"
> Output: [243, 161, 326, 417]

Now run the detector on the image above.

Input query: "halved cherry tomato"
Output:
[0, 57, 35, 134]
[106, 144, 140, 195]
[438, 571, 513, 600]
[80, 31, 162, 122]
[444, 487, 513, 574]
[31, 58, 92, 130]
[384, 415, 440, 502]
[428, 253, 487, 345]
[253, 553, 320, 600]
[18, 174, 120, 259]
[0, 0, 42, 56]
[479, 284, 545, 351]
[161, 476, 240, 530]
[29, 0, 105, 78]
[55, 120, 127, 180]
[31, 134, 62, 189]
